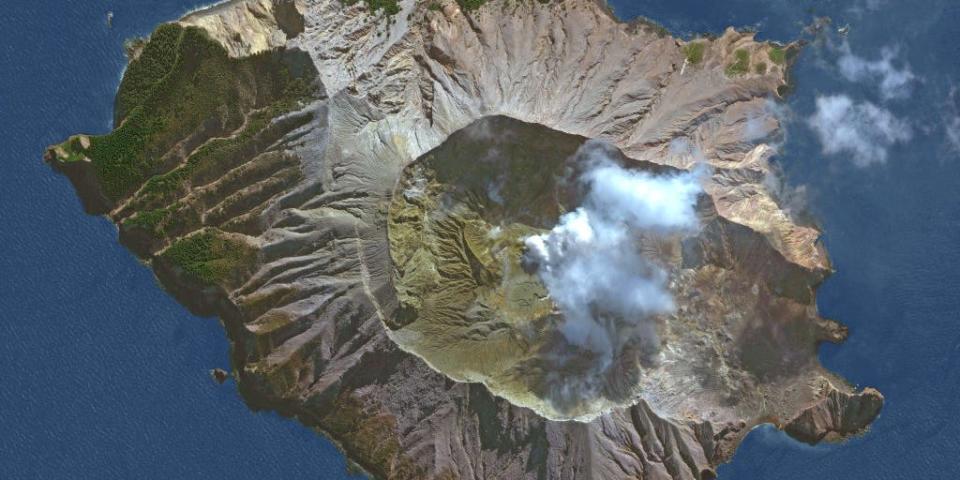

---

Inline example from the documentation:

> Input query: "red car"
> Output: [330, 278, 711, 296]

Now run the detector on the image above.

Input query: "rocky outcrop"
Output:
[211, 367, 231, 383]
[784, 385, 884, 445]
[180, 0, 299, 56]
[46, 0, 882, 478]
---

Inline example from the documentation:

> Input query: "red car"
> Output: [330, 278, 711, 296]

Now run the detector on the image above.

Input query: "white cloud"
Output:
[523, 143, 703, 362]
[836, 43, 916, 100]
[807, 94, 912, 167]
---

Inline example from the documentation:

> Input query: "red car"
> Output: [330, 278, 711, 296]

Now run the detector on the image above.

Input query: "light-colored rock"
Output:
[180, 0, 293, 56]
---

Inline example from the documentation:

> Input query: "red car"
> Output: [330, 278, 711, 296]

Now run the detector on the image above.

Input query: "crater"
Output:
[385, 117, 842, 422]
[387, 118, 588, 418]
[386, 117, 689, 420]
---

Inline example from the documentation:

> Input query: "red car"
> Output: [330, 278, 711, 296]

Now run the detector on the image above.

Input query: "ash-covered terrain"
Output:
[46, 0, 882, 478]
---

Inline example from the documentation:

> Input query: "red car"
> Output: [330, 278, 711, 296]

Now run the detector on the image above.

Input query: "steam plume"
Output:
[523, 142, 703, 365]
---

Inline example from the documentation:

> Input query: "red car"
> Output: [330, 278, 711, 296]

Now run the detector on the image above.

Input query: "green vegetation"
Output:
[768, 46, 786, 65]
[725, 48, 751, 76]
[755, 61, 767, 75]
[365, 0, 401, 15]
[121, 201, 204, 240]
[123, 203, 180, 236]
[682, 42, 706, 65]
[131, 82, 312, 215]
[456, 0, 487, 10]
[114, 24, 182, 123]
[55, 137, 89, 163]
[56, 23, 317, 202]
[342, 0, 400, 15]
[428, 2, 442, 10]
[162, 229, 256, 285]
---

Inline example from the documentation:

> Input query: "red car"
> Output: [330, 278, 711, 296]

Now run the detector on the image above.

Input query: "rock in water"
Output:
[45, 0, 882, 478]
[210, 368, 230, 384]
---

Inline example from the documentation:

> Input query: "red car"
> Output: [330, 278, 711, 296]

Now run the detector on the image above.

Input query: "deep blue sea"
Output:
[1, 1, 958, 479]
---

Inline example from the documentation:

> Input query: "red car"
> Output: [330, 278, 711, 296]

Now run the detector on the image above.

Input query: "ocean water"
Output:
[2, 0, 959, 479]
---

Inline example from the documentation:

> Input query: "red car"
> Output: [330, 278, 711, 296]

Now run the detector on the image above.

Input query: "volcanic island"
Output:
[46, 0, 883, 478]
